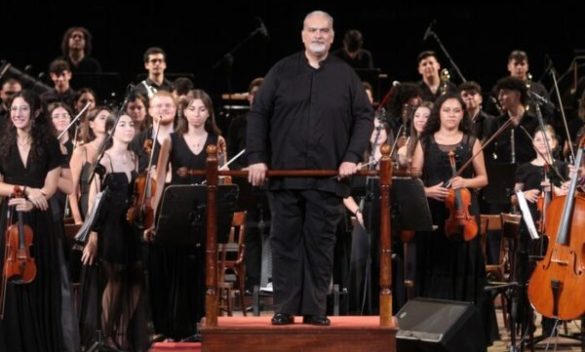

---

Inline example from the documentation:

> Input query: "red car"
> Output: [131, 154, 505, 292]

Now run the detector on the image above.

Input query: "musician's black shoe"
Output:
[302, 315, 330, 326]
[271, 313, 295, 325]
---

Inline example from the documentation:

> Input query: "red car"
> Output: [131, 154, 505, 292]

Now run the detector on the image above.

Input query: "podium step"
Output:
[201, 316, 396, 352]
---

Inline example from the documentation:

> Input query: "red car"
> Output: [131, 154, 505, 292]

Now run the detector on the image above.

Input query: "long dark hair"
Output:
[420, 93, 473, 140]
[0, 90, 53, 162]
[61, 26, 93, 56]
[177, 89, 221, 136]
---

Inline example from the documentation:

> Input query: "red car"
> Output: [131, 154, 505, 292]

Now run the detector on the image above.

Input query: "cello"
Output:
[0, 186, 37, 319]
[444, 150, 478, 241]
[527, 137, 585, 320]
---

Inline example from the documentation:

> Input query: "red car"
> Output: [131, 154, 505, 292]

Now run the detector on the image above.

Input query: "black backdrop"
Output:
[2, 1, 584, 108]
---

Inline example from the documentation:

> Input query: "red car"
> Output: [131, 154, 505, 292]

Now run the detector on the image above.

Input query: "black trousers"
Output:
[269, 189, 343, 315]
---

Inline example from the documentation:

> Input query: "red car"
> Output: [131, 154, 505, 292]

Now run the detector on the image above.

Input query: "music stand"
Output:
[71, 72, 122, 103]
[391, 178, 433, 232]
[155, 184, 239, 246]
[352, 177, 432, 314]
[482, 163, 517, 206]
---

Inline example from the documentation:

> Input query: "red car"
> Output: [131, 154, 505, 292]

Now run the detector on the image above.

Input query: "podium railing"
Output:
[195, 144, 394, 327]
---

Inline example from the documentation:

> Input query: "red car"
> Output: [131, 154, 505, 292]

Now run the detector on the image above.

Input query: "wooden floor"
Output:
[489, 312, 584, 352]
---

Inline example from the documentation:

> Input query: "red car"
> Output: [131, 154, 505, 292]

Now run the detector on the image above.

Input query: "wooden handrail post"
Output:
[205, 144, 219, 327]
[378, 144, 393, 326]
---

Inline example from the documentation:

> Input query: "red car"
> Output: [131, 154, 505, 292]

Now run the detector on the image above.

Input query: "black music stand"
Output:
[391, 178, 433, 232]
[71, 72, 122, 104]
[155, 184, 239, 246]
[482, 163, 517, 207]
[350, 177, 433, 314]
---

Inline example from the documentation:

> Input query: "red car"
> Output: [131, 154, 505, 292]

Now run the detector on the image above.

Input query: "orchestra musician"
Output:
[147, 89, 224, 341]
[131, 90, 175, 173]
[0, 90, 67, 351]
[69, 107, 111, 225]
[511, 124, 569, 338]
[78, 113, 151, 351]
[416, 50, 457, 103]
[411, 93, 494, 347]
[133, 47, 173, 100]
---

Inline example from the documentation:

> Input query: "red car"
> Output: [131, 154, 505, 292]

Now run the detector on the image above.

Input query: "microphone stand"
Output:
[425, 30, 467, 83]
[212, 23, 266, 97]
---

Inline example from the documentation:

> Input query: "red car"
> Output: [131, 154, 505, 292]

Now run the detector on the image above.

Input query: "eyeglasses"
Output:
[152, 103, 174, 109]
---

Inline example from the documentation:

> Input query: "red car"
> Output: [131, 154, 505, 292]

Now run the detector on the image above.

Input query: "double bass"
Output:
[1, 186, 37, 319]
[527, 138, 585, 320]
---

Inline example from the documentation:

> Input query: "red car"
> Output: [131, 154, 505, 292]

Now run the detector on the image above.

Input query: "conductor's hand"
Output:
[338, 162, 358, 179]
[248, 163, 268, 186]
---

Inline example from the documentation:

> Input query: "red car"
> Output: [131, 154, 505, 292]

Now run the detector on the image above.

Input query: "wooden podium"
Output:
[190, 145, 397, 352]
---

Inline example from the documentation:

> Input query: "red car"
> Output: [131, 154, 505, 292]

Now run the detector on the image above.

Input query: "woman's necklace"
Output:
[17, 136, 32, 148]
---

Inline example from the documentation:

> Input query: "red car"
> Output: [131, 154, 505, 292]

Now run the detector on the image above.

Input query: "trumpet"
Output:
[440, 68, 451, 95]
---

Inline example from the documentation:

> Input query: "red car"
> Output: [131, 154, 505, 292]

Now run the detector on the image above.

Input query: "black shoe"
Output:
[271, 313, 294, 325]
[302, 315, 330, 326]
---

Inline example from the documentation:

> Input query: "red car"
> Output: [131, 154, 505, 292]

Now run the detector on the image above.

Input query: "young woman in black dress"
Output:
[411, 93, 494, 348]
[148, 89, 224, 341]
[79, 113, 150, 351]
[0, 90, 65, 351]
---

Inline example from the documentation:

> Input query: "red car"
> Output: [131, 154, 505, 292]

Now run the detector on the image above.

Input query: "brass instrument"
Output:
[440, 68, 451, 95]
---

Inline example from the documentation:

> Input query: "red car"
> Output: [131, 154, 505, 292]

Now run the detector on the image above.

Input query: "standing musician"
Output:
[411, 93, 495, 347]
[131, 91, 176, 173]
[382, 82, 422, 144]
[459, 81, 495, 143]
[47, 102, 80, 351]
[491, 50, 555, 122]
[511, 125, 569, 338]
[0, 91, 65, 351]
[147, 89, 225, 341]
[133, 47, 173, 100]
[416, 50, 457, 103]
[69, 107, 111, 225]
[78, 113, 151, 351]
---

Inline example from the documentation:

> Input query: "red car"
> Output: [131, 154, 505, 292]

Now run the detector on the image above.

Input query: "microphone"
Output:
[392, 80, 400, 87]
[423, 20, 436, 41]
[257, 17, 269, 39]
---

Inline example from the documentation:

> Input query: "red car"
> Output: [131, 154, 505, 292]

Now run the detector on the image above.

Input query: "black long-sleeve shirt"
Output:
[485, 112, 538, 165]
[247, 51, 373, 197]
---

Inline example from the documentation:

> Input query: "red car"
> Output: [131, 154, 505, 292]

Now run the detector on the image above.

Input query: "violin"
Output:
[1, 186, 37, 319]
[527, 138, 585, 320]
[128, 136, 157, 230]
[444, 151, 478, 241]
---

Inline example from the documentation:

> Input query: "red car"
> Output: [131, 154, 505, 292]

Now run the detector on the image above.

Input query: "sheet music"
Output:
[515, 191, 540, 240]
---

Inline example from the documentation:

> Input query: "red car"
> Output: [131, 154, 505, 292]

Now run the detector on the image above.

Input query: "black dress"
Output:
[148, 132, 216, 340]
[415, 134, 493, 348]
[78, 160, 151, 351]
[0, 137, 65, 352]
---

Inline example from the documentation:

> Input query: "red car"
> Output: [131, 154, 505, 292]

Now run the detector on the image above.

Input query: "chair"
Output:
[218, 211, 247, 316]
[479, 214, 510, 329]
